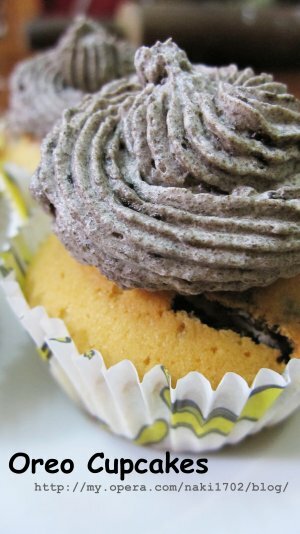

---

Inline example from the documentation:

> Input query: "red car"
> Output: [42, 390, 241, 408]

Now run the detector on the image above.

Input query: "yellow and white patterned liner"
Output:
[0, 162, 28, 247]
[0, 126, 40, 248]
[1, 208, 300, 452]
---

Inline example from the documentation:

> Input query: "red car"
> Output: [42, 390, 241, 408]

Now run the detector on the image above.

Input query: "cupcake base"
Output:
[24, 234, 291, 389]
[1, 211, 300, 452]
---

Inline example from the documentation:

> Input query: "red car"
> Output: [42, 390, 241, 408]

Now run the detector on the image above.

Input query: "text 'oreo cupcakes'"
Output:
[1, 40, 300, 452]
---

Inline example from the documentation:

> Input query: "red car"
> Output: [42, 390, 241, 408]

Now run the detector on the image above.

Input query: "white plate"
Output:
[1, 288, 299, 534]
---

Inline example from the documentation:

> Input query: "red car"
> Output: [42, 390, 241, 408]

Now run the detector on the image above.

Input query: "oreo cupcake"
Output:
[1, 40, 300, 451]
[8, 16, 135, 139]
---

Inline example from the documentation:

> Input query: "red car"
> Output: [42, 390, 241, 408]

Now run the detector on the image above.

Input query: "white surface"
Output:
[1, 288, 299, 534]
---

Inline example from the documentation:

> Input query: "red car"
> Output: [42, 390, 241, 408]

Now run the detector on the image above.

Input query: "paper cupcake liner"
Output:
[1, 207, 300, 452]
[0, 132, 43, 250]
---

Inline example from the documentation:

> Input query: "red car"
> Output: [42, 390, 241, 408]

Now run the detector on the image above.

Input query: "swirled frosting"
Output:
[32, 40, 300, 294]
[8, 17, 135, 138]
[57, 17, 135, 92]
[9, 51, 82, 139]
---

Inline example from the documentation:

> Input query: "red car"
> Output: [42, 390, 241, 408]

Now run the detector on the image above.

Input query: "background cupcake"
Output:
[7, 16, 136, 139]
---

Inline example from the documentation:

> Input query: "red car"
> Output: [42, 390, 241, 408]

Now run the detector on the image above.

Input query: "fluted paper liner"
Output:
[1, 210, 300, 452]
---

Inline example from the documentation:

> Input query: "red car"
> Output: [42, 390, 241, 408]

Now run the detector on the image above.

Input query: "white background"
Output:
[1, 288, 299, 534]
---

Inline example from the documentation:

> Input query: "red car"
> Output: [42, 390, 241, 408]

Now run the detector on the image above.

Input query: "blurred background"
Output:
[1, 0, 300, 111]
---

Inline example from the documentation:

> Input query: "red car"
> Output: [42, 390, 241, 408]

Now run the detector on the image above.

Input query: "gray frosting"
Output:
[31, 40, 300, 294]
[9, 51, 82, 139]
[58, 17, 135, 92]
[8, 17, 135, 138]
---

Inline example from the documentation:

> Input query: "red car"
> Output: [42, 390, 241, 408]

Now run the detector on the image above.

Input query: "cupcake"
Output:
[8, 16, 136, 139]
[2, 40, 300, 451]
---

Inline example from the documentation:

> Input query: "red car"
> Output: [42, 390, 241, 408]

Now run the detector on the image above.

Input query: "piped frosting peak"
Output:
[32, 41, 300, 294]
[8, 17, 135, 138]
